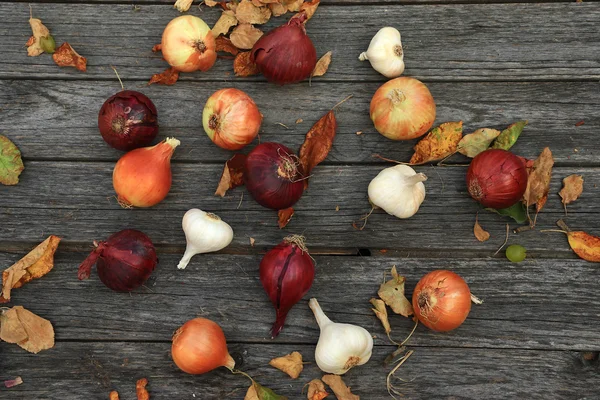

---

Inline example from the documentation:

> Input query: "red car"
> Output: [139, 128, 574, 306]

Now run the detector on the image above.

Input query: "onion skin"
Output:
[161, 15, 217, 73]
[245, 142, 305, 210]
[113, 138, 180, 208]
[202, 88, 262, 150]
[77, 229, 158, 292]
[251, 13, 316, 85]
[466, 149, 528, 209]
[412, 270, 471, 332]
[370, 77, 436, 140]
[171, 318, 235, 375]
[260, 237, 315, 338]
[98, 90, 159, 151]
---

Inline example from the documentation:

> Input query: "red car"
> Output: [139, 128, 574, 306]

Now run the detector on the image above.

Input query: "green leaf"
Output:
[486, 202, 527, 224]
[254, 382, 288, 400]
[491, 120, 528, 150]
[458, 128, 501, 158]
[0, 135, 24, 185]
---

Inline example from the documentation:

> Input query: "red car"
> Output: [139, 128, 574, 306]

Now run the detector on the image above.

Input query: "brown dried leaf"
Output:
[136, 378, 149, 400]
[311, 51, 332, 77]
[245, 385, 260, 400]
[286, 0, 304, 12]
[269, 2, 288, 16]
[52, 43, 87, 72]
[236, 0, 272, 24]
[559, 175, 584, 209]
[212, 10, 238, 37]
[299, 110, 337, 188]
[370, 298, 391, 334]
[269, 351, 303, 379]
[474, 215, 490, 242]
[174, 0, 193, 12]
[234, 51, 260, 76]
[0, 306, 54, 354]
[307, 379, 329, 400]
[215, 36, 240, 55]
[148, 67, 180, 86]
[568, 231, 600, 262]
[204, 0, 219, 6]
[4, 377, 23, 388]
[215, 154, 247, 197]
[230, 24, 264, 50]
[1, 235, 61, 303]
[523, 147, 554, 208]
[109, 391, 120, 400]
[377, 266, 413, 317]
[300, 0, 321, 21]
[250, 237, 256, 247]
[278, 207, 295, 229]
[151, 44, 162, 53]
[322, 375, 359, 400]
[27, 17, 51, 56]
[410, 121, 463, 164]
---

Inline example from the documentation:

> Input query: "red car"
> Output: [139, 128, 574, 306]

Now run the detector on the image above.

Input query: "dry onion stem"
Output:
[387, 349, 415, 399]
[493, 223, 510, 256]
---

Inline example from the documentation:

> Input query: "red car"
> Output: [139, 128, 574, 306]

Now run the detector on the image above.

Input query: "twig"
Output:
[436, 150, 458, 166]
[352, 206, 374, 231]
[276, 122, 290, 130]
[237, 193, 244, 209]
[493, 223, 510, 256]
[372, 154, 409, 165]
[387, 350, 415, 399]
[111, 66, 124, 90]
[332, 94, 353, 111]
[470, 294, 483, 304]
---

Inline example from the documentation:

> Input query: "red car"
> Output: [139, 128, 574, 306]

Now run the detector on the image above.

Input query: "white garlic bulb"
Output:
[359, 27, 405, 78]
[177, 209, 233, 270]
[309, 298, 373, 375]
[368, 165, 427, 219]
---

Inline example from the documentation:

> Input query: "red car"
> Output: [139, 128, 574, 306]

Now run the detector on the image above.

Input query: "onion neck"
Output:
[78, 241, 105, 280]
[223, 353, 236, 371]
[405, 173, 428, 187]
[284, 235, 308, 253]
[309, 298, 332, 329]
[418, 289, 437, 314]
[388, 88, 407, 105]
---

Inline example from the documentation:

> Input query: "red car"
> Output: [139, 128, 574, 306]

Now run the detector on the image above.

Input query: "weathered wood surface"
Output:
[2, 3, 600, 80]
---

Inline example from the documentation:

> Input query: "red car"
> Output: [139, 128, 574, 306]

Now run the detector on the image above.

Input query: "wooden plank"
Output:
[2, 80, 597, 164]
[1, 252, 598, 349]
[1, 162, 597, 251]
[1, 342, 598, 399]
[2, 3, 599, 80]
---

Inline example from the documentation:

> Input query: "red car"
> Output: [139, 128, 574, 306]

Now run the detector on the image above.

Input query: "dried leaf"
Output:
[278, 207, 295, 229]
[148, 67, 180, 86]
[52, 43, 87, 72]
[234, 51, 260, 76]
[311, 51, 332, 77]
[269, 351, 303, 379]
[410, 121, 463, 164]
[110, 391, 120, 400]
[523, 147, 554, 208]
[236, 0, 272, 24]
[0, 135, 25, 186]
[286, 0, 304, 12]
[205, 0, 219, 6]
[567, 231, 600, 262]
[486, 202, 528, 224]
[491, 120, 528, 151]
[0, 306, 54, 353]
[215, 36, 240, 55]
[174, 0, 193, 12]
[230, 24, 264, 50]
[377, 266, 413, 317]
[269, 2, 288, 16]
[245, 381, 288, 400]
[322, 375, 359, 400]
[215, 154, 247, 197]
[136, 378, 149, 400]
[250, 237, 256, 247]
[474, 215, 490, 242]
[4, 377, 23, 388]
[370, 298, 391, 334]
[298, 110, 337, 188]
[245, 385, 260, 400]
[299, 0, 321, 21]
[151, 44, 162, 53]
[1, 235, 61, 302]
[212, 10, 238, 37]
[457, 128, 501, 158]
[559, 175, 583, 208]
[307, 379, 329, 400]
[27, 17, 53, 56]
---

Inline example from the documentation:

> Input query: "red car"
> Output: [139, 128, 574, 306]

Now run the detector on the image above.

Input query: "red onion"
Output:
[466, 149, 528, 209]
[98, 90, 159, 151]
[260, 236, 315, 338]
[251, 13, 316, 85]
[245, 142, 305, 210]
[78, 229, 158, 292]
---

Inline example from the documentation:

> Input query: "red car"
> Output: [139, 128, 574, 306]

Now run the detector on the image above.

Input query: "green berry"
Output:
[506, 244, 526, 263]
[40, 35, 55, 54]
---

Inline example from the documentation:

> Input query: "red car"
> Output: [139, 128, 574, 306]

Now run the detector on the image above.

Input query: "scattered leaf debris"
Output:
[136, 378, 150, 400]
[559, 174, 583, 213]
[269, 351, 303, 379]
[378, 266, 413, 317]
[491, 120, 528, 151]
[458, 128, 501, 158]
[474, 214, 490, 242]
[370, 298, 391, 334]
[230, 24, 264, 50]
[0, 135, 25, 186]
[307, 379, 329, 400]
[322, 375, 359, 400]
[311, 51, 332, 77]
[4, 377, 23, 388]
[174, 0, 193, 12]
[234, 51, 260, 76]
[0, 306, 55, 354]
[148, 67, 180, 86]
[215, 154, 247, 197]
[278, 207, 295, 229]
[52, 43, 87, 72]
[410, 121, 463, 164]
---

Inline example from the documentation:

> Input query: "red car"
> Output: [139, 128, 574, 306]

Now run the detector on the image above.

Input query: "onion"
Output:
[113, 137, 180, 208]
[161, 15, 217, 73]
[260, 236, 315, 338]
[251, 13, 316, 85]
[202, 88, 262, 150]
[370, 77, 436, 140]
[245, 142, 305, 210]
[98, 90, 159, 151]
[412, 270, 471, 332]
[77, 229, 158, 292]
[466, 149, 528, 209]
[171, 318, 235, 374]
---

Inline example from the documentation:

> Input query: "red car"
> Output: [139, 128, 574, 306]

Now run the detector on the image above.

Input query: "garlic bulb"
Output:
[177, 209, 233, 270]
[358, 27, 405, 78]
[368, 165, 427, 219]
[309, 298, 373, 375]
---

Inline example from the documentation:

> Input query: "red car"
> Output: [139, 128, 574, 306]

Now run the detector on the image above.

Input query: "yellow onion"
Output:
[161, 15, 217, 73]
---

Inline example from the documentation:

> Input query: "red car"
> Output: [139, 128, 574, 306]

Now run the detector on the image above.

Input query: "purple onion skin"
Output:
[245, 142, 305, 210]
[98, 90, 159, 151]
[251, 14, 317, 85]
[78, 229, 158, 292]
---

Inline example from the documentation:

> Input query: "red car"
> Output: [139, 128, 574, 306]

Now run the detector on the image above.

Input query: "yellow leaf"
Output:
[0, 306, 55, 354]
[174, 0, 193, 12]
[269, 351, 303, 379]
[410, 121, 463, 164]
[370, 298, 391, 334]
[457, 128, 501, 158]
[212, 11, 238, 37]
[559, 174, 583, 210]
[230, 23, 264, 50]
[474, 215, 490, 242]
[377, 266, 413, 317]
[311, 51, 332, 77]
